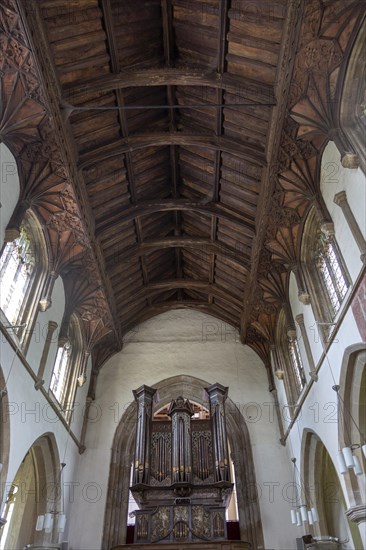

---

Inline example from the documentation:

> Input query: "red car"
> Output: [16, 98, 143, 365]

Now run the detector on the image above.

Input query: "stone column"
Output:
[132, 385, 156, 485]
[34, 321, 58, 390]
[168, 396, 194, 483]
[206, 383, 230, 482]
[291, 263, 311, 305]
[334, 191, 366, 262]
[295, 314, 318, 381]
[270, 343, 284, 381]
[39, 270, 58, 312]
[79, 396, 93, 454]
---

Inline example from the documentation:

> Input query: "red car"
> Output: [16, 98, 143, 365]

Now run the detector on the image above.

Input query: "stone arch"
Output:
[338, 344, 366, 528]
[102, 374, 264, 549]
[301, 429, 363, 549]
[0, 432, 61, 549]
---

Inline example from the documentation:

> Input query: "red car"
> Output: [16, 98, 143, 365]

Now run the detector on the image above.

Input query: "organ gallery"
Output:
[121, 383, 246, 547]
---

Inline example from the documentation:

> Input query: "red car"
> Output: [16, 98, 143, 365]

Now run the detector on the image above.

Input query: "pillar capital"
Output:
[333, 190, 348, 207]
[47, 320, 58, 335]
[295, 313, 305, 326]
[205, 382, 228, 402]
[341, 152, 360, 169]
[132, 384, 156, 403]
[298, 291, 311, 305]
[320, 221, 335, 238]
[345, 504, 366, 524]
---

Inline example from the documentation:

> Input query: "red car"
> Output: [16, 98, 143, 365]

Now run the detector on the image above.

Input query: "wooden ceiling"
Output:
[1, 0, 364, 379]
[44, 0, 282, 334]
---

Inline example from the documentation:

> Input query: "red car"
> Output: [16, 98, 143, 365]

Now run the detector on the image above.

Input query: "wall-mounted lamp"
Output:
[333, 385, 366, 476]
[290, 458, 319, 528]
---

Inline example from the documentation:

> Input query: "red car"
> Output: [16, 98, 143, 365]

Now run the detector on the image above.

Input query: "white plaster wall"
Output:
[70, 310, 299, 550]
[0, 143, 91, 544]
[279, 141, 366, 548]
[0, 275, 92, 544]
[1, 338, 82, 545]
[0, 143, 19, 245]
[320, 141, 366, 283]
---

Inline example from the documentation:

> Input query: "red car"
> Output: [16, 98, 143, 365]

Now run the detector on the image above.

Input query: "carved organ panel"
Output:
[130, 383, 233, 544]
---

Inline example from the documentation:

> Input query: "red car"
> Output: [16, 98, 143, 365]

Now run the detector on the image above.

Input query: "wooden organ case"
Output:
[130, 384, 234, 545]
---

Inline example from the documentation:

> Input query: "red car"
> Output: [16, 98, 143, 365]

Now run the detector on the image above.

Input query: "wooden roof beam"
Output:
[105, 237, 250, 271]
[95, 199, 256, 236]
[239, 0, 303, 343]
[117, 280, 243, 310]
[209, 0, 229, 304]
[79, 133, 266, 168]
[100, 0, 152, 302]
[161, 0, 182, 288]
[63, 68, 276, 105]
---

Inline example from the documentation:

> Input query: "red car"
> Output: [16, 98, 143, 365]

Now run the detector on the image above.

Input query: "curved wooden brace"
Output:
[117, 281, 243, 317]
[65, 68, 275, 105]
[107, 237, 251, 270]
[79, 132, 266, 168]
[97, 199, 256, 237]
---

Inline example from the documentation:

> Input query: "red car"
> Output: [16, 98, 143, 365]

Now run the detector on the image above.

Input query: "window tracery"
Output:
[0, 211, 48, 350]
[0, 225, 34, 327]
[49, 315, 83, 419]
[301, 208, 350, 336]
[314, 230, 349, 317]
[288, 335, 306, 395]
[276, 311, 306, 410]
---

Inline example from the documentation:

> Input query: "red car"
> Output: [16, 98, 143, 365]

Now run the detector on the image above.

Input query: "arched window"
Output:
[314, 229, 349, 316]
[49, 314, 83, 419]
[288, 334, 306, 395]
[276, 310, 306, 410]
[0, 211, 47, 348]
[301, 208, 350, 333]
[0, 225, 34, 325]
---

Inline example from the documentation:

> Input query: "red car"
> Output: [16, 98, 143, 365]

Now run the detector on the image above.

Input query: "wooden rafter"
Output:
[64, 68, 276, 105]
[100, 0, 151, 303]
[209, 0, 229, 304]
[78, 132, 266, 168]
[161, 0, 183, 294]
[239, 0, 303, 343]
[117, 279, 243, 311]
[95, 199, 256, 236]
[105, 237, 250, 270]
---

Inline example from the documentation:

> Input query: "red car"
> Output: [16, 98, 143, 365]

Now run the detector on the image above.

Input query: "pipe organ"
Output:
[130, 384, 234, 544]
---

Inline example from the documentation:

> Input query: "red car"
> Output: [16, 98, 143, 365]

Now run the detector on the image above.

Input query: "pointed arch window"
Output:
[301, 208, 350, 333]
[0, 225, 34, 326]
[0, 212, 47, 349]
[276, 311, 306, 411]
[49, 315, 84, 420]
[50, 341, 72, 404]
[314, 231, 349, 316]
[288, 335, 306, 395]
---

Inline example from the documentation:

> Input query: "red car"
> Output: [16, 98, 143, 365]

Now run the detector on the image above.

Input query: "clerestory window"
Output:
[288, 336, 306, 395]
[0, 212, 47, 350]
[49, 315, 84, 420]
[314, 232, 349, 317]
[0, 225, 34, 327]
[50, 341, 72, 405]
